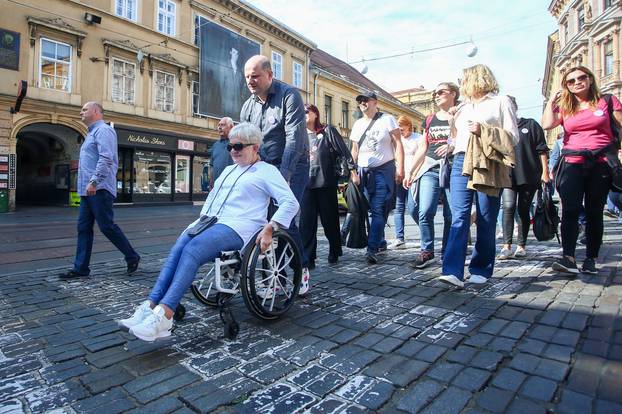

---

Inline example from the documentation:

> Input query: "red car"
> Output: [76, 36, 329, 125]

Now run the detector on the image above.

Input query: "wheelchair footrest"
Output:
[218, 296, 239, 340]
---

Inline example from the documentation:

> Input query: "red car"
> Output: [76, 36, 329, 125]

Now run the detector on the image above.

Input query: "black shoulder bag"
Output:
[357, 112, 384, 148]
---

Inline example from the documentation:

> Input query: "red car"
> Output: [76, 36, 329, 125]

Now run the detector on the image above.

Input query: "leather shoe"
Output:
[127, 258, 140, 275]
[328, 254, 338, 264]
[59, 270, 88, 280]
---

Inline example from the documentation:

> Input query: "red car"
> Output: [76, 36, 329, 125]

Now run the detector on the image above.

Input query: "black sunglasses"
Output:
[432, 89, 450, 97]
[226, 143, 254, 152]
[565, 74, 589, 87]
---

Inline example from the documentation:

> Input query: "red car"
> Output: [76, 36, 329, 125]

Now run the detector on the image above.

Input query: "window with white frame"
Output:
[157, 0, 176, 36]
[272, 51, 283, 80]
[194, 14, 207, 46]
[605, 39, 614, 76]
[577, 6, 585, 31]
[39, 38, 72, 92]
[154, 70, 175, 112]
[115, 0, 137, 21]
[192, 81, 200, 115]
[293, 61, 303, 88]
[324, 95, 332, 125]
[341, 101, 349, 129]
[111, 59, 136, 104]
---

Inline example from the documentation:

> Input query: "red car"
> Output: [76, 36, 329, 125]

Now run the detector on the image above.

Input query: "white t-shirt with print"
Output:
[401, 132, 422, 177]
[349, 113, 399, 168]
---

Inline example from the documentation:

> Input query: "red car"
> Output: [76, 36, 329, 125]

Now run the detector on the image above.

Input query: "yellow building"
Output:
[0, 0, 315, 211]
[542, 30, 563, 145]
[310, 49, 424, 139]
[391, 86, 435, 127]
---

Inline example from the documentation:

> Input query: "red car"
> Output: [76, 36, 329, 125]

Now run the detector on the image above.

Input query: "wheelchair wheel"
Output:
[191, 261, 238, 307]
[240, 230, 302, 320]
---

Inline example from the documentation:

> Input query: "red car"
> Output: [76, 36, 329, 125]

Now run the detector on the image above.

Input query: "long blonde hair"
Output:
[559, 66, 601, 116]
[460, 64, 499, 100]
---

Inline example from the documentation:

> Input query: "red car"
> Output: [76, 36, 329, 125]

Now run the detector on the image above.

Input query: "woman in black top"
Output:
[498, 97, 550, 259]
[300, 104, 358, 271]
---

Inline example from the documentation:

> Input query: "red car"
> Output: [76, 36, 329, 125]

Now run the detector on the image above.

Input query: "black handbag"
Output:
[533, 184, 560, 242]
[187, 215, 218, 237]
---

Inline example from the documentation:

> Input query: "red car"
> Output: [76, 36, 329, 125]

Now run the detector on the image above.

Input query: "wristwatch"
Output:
[269, 221, 280, 232]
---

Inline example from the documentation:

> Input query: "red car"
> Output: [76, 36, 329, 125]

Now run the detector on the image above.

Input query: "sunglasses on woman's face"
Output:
[226, 143, 254, 152]
[565, 74, 589, 87]
[432, 89, 450, 97]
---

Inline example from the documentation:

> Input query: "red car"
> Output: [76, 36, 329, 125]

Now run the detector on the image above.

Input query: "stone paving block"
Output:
[124, 365, 190, 395]
[480, 319, 508, 335]
[313, 324, 345, 340]
[500, 321, 530, 339]
[475, 386, 514, 413]
[489, 337, 517, 353]
[509, 352, 541, 374]
[416, 344, 447, 363]
[305, 397, 366, 414]
[451, 367, 490, 392]
[447, 345, 478, 364]
[464, 333, 494, 347]
[365, 355, 428, 387]
[561, 312, 589, 331]
[334, 375, 394, 410]
[319, 346, 380, 376]
[86, 345, 136, 369]
[81, 365, 135, 394]
[598, 361, 622, 403]
[44, 344, 87, 363]
[126, 396, 185, 414]
[470, 350, 503, 371]
[395, 340, 427, 358]
[235, 382, 295, 413]
[582, 340, 609, 357]
[543, 343, 574, 363]
[529, 324, 555, 342]
[506, 397, 546, 414]
[517, 338, 547, 355]
[556, 389, 593, 414]
[0, 354, 41, 379]
[81, 333, 126, 353]
[395, 379, 443, 413]
[417, 328, 465, 348]
[419, 386, 472, 414]
[352, 333, 384, 348]
[539, 309, 567, 327]
[40, 357, 91, 384]
[371, 336, 404, 353]
[426, 362, 464, 383]
[595, 399, 622, 414]
[25, 379, 89, 413]
[73, 387, 136, 414]
[305, 371, 347, 397]
[266, 391, 317, 413]
[181, 373, 261, 413]
[519, 376, 557, 402]
[491, 367, 527, 392]
[535, 358, 569, 381]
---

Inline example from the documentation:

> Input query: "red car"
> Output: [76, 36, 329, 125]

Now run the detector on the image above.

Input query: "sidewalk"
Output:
[1, 206, 621, 413]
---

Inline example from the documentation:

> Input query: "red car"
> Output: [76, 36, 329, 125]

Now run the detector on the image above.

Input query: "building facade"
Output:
[391, 86, 435, 127]
[0, 0, 314, 211]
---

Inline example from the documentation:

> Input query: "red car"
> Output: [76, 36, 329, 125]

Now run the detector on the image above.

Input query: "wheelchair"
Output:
[174, 229, 302, 339]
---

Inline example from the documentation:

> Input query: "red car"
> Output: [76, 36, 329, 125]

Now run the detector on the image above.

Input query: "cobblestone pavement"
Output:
[1, 207, 622, 413]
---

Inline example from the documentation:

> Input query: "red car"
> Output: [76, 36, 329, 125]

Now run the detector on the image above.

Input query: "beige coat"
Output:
[462, 125, 516, 196]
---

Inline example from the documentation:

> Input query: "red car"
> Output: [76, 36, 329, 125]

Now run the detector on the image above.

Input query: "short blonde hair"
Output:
[397, 116, 413, 131]
[460, 64, 499, 99]
[229, 122, 262, 145]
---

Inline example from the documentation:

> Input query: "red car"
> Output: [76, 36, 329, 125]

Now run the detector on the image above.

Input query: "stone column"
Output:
[0, 100, 15, 211]
[613, 28, 620, 81]
[594, 40, 602, 79]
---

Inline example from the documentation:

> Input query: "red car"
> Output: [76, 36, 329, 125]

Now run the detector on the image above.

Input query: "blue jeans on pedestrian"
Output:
[442, 154, 501, 281]
[394, 184, 417, 241]
[365, 170, 388, 253]
[149, 223, 243, 310]
[284, 158, 310, 267]
[418, 168, 452, 253]
[74, 190, 139, 275]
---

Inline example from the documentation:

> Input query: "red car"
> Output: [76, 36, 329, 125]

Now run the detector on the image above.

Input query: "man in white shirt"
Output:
[350, 91, 404, 264]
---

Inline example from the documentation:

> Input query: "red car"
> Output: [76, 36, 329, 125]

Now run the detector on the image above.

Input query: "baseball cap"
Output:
[356, 91, 378, 102]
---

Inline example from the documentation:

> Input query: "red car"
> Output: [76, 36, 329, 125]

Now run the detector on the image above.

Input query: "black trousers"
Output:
[558, 162, 611, 258]
[502, 185, 537, 247]
[300, 186, 342, 263]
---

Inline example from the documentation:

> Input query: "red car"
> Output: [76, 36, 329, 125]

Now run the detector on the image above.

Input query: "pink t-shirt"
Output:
[561, 95, 621, 163]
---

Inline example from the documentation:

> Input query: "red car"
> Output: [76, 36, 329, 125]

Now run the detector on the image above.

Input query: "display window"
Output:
[134, 150, 171, 194]
[193, 156, 210, 194]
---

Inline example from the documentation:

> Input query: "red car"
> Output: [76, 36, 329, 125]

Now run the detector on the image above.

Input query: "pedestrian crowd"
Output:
[60, 56, 622, 342]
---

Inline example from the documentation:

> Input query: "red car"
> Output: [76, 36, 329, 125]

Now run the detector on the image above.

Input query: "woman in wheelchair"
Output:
[119, 123, 299, 342]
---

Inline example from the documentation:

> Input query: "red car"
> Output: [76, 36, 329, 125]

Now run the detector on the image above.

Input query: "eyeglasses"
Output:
[432, 89, 450, 97]
[565, 74, 589, 87]
[226, 143, 254, 152]
[357, 98, 369, 104]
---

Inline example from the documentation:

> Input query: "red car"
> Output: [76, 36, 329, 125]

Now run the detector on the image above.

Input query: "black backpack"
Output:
[533, 185, 560, 243]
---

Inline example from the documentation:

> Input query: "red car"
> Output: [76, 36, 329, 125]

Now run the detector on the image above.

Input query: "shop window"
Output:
[605, 39, 614, 76]
[115, 0, 137, 21]
[154, 70, 175, 112]
[193, 156, 210, 193]
[341, 101, 349, 129]
[175, 155, 190, 193]
[272, 51, 283, 80]
[157, 0, 176, 36]
[134, 150, 171, 194]
[39, 38, 72, 92]
[324, 95, 332, 125]
[293, 61, 303, 88]
[112, 59, 136, 104]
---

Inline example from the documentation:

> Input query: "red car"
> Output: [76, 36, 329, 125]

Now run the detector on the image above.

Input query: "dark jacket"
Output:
[344, 182, 369, 248]
[308, 125, 356, 189]
[513, 118, 549, 187]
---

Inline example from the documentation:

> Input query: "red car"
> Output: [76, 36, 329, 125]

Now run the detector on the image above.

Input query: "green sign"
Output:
[0, 29, 20, 71]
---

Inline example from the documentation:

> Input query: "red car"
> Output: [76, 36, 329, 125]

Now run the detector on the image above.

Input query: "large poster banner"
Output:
[199, 19, 260, 120]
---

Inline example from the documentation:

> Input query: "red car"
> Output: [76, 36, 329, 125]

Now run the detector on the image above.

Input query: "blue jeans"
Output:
[393, 184, 418, 241]
[442, 154, 501, 281]
[365, 170, 388, 253]
[149, 224, 243, 310]
[74, 190, 139, 275]
[284, 159, 310, 267]
[418, 168, 452, 252]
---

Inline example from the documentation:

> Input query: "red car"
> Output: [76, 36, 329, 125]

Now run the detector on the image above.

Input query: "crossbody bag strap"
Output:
[357, 112, 383, 148]
[204, 161, 257, 217]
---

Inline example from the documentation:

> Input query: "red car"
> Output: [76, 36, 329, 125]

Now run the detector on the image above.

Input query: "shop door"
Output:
[116, 148, 133, 202]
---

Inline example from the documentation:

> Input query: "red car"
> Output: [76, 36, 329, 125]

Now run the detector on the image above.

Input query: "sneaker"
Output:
[118, 300, 152, 331]
[129, 305, 173, 342]
[498, 247, 513, 260]
[604, 209, 618, 218]
[58, 270, 89, 280]
[410, 251, 436, 269]
[257, 285, 282, 300]
[552, 256, 579, 275]
[513, 247, 527, 258]
[388, 239, 406, 250]
[365, 252, 378, 265]
[581, 258, 598, 274]
[469, 275, 488, 284]
[299, 267, 310, 295]
[438, 275, 464, 288]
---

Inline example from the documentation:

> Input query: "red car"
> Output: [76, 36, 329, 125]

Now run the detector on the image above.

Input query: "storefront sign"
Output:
[0, 29, 20, 71]
[116, 128, 177, 150]
[178, 139, 195, 151]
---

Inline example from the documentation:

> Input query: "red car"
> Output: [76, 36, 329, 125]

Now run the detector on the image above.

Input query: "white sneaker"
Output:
[299, 267, 310, 295]
[257, 285, 282, 300]
[438, 275, 464, 288]
[129, 305, 173, 342]
[469, 275, 488, 284]
[498, 248, 513, 260]
[118, 300, 152, 331]
[388, 239, 406, 250]
[513, 247, 526, 258]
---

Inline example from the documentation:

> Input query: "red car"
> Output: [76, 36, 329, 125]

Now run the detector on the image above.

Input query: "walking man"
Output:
[209, 117, 234, 188]
[350, 91, 404, 264]
[240, 55, 311, 294]
[59, 102, 140, 279]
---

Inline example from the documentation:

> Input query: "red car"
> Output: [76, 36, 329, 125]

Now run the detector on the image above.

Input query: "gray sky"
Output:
[246, 0, 557, 120]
